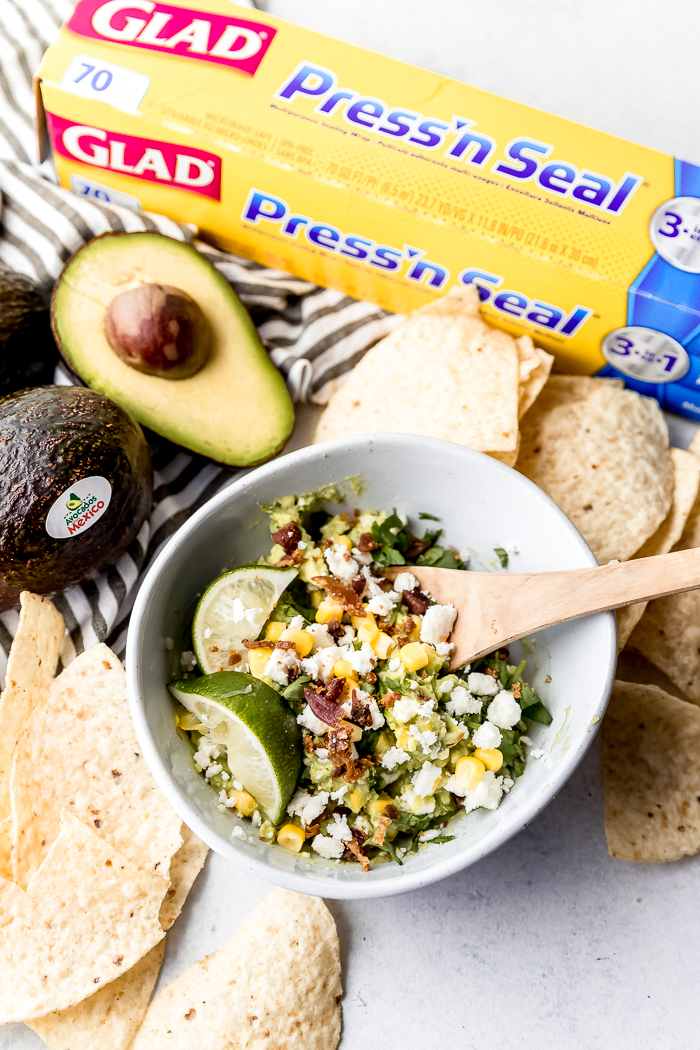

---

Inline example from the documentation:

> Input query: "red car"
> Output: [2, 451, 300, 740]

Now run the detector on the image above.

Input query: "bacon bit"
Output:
[486, 667, 499, 679]
[302, 735, 314, 754]
[405, 537, 431, 559]
[386, 804, 400, 821]
[372, 815, 392, 846]
[350, 689, 373, 727]
[209, 645, 219, 652]
[402, 587, 430, 615]
[357, 531, 381, 553]
[185, 1009, 196, 1021]
[275, 548, 306, 567]
[304, 821, 321, 838]
[378, 622, 395, 636]
[350, 575, 366, 596]
[326, 722, 355, 775]
[402, 617, 416, 636]
[326, 617, 345, 640]
[343, 756, 374, 783]
[305, 679, 345, 727]
[270, 520, 302, 554]
[275, 640, 297, 650]
[365, 671, 377, 684]
[496, 648, 509, 660]
[243, 639, 275, 649]
[312, 575, 365, 615]
[227, 651, 241, 666]
[512, 681, 522, 699]
[343, 830, 371, 871]
[381, 691, 401, 709]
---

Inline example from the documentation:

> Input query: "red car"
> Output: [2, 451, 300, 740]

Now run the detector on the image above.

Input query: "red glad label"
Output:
[67, 0, 276, 75]
[47, 112, 222, 199]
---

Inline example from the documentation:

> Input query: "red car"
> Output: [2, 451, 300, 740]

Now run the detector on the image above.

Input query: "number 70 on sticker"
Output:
[60, 53, 151, 113]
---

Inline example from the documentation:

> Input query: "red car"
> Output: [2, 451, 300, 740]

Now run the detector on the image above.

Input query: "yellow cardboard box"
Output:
[36, 0, 700, 417]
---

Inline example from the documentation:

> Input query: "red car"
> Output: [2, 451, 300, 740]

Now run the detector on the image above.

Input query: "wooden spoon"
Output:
[387, 548, 700, 668]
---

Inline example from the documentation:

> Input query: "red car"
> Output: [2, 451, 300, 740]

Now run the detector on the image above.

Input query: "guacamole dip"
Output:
[170, 489, 551, 868]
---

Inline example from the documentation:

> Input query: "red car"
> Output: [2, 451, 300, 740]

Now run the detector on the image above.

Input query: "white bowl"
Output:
[127, 434, 615, 899]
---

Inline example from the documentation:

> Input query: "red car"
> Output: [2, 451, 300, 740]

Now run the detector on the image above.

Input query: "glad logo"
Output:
[47, 112, 222, 199]
[67, 0, 276, 75]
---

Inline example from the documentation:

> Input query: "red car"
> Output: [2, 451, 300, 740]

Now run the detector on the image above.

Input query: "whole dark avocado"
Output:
[0, 269, 59, 395]
[0, 385, 153, 610]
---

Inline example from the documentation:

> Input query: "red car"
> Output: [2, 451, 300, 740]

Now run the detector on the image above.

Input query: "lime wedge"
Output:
[169, 671, 302, 825]
[193, 565, 298, 673]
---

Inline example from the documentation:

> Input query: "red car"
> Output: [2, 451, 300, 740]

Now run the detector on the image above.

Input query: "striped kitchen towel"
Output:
[0, 0, 402, 679]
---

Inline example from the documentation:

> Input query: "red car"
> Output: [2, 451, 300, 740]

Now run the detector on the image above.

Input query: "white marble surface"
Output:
[4, 3, 700, 1047]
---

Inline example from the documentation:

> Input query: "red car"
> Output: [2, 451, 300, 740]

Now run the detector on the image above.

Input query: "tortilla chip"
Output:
[616, 446, 700, 649]
[0, 810, 167, 1024]
[517, 376, 674, 563]
[516, 336, 554, 417]
[159, 824, 209, 931]
[0, 592, 63, 822]
[10, 643, 183, 889]
[131, 887, 341, 1050]
[28, 943, 166, 1050]
[601, 681, 700, 862]
[0, 814, 10, 880]
[26, 825, 208, 1050]
[313, 285, 521, 456]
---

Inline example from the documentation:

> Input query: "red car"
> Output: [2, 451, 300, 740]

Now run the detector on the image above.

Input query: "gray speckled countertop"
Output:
[5, 3, 700, 1047]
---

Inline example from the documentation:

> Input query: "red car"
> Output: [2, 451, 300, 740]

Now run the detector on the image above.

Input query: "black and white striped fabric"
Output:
[0, 0, 401, 682]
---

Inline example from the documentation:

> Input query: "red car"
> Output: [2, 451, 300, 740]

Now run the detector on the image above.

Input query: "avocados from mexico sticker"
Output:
[45, 476, 112, 539]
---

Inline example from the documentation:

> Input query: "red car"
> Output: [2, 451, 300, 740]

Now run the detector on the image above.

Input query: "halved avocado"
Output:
[51, 233, 293, 467]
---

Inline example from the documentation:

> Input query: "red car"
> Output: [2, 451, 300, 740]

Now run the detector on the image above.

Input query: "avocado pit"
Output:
[104, 282, 210, 379]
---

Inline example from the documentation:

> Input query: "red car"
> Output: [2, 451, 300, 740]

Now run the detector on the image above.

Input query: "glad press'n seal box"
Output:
[36, 0, 700, 418]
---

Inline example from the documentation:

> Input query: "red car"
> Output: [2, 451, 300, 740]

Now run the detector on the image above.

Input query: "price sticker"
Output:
[649, 196, 700, 273]
[60, 54, 151, 113]
[601, 326, 689, 384]
[69, 174, 141, 211]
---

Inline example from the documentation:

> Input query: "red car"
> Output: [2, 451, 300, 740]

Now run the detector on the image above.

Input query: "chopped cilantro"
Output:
[419, 512, 440, 520]
[494, 547, 509, 568]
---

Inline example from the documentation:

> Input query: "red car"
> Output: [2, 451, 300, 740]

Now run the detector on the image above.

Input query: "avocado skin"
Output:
[0, 385, 153, 610]
[0, 271, 59, 395]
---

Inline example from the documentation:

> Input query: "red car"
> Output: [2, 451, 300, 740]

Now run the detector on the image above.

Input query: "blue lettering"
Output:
[242, 189, 288, 224]
[494, 138, 553, 181]
[559, 306, 593, 336]
[370, 246, 404, 271]
[307, 223, 341, 249]
[282, 215, 309, 237]
[408, 119, 449, 150]
[538, 162, 576, 195]
[493, 291, 528, 317]
[458, 267, 503, 301]
[405, 256, 449, 288]
[346, 98, 385, 129]
[526, 302, 564, 329]
[606, 173, 643, 214]
[275, 62, 336, 102]
[340, 235, 373, 260]
[446, 120, 495, 166]
[572, 171, 612, 207]
[316, 89, 356, 115]
[377, 109, 417, 138]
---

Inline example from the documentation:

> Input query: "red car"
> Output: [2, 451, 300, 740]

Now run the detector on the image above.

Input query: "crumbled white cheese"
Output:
[315, 747, 329, 760]
[412, 761, 442, 797]
[231, 826, 247, 841]
[300, 655, 320, 680]
[203, 627, 212, 640]
[519, 735, 533, 746]
[487, 689, 522, 730]
[252, 810, 262, 826]
[388, 657, 402, 672]
[287, 789, 329, 826]
[351, 546, 373, 566]
[193, 740, 220, 768]
[420, 828, 443, 841]
[438, 677, 456, 695]
[221, 771, 230, 781]
[353, 814, 371, 838]
[409, 723, 438, 754]
[327, 813, 352, 842]
[288, 614, 305, 630]
[399, 787, 435, 815]
[325, 543, 359, 580]
[392, 696, 421, 723]
[297, 703, 329, 735]
[471, 722, 502, 749]
[311, 834, 344, 859]
[232, 780, 243, 791]
[445, 769, 505, 812]
[445, 685, 482, 717]
[381, 746, 411, 771]
[436, 642, 454, 656]
[218, 790, 227, 803]
[393, 571, 421, 594]
[356, 693, 385, 730]
[420, 603, 457, 646]
[330, 785, 349, 801]
[347, 642, 376, 676]
[314, 645, 344, 680]
[180, 650, 197, 671]
[205, 763, 223, 778]
[297, 540, 307, 550]
[530, 748, 546, 759]
[306, 622, 335, 649]
[467, 672, 500, 696]
[336, 625, 356, 646]
[263, 647, 300, 686]
[366, 589, 399, 618]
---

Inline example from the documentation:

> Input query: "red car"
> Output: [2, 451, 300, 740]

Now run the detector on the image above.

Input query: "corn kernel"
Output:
[395, 725, 411, 749]
[350, 608, 372, 629]
[280, 627, 314, 656]
[265, 621, 286, 642]
[277, 823, 305, 852]
[310, 589, 323, 609]
[368, 795, 394, 817]
[334, 534, 353, 551]
[473, 747, 503, 772]
[358, 619, 380, 644]
[316, 598, 345, 624]
[455, 755, 486, 792]
[333, 660, 357, 680]
[421, 642, 437, 659]
[400, 642, 429, 671]
[229, 789, 257, 816]
[346, 787, 365, 812]
[177, 711, 205, 731]
[247, 647, 271, 679]
[372, 631, 396, 660]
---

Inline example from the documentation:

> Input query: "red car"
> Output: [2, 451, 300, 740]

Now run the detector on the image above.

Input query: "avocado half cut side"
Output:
[51, 233, 294, 467]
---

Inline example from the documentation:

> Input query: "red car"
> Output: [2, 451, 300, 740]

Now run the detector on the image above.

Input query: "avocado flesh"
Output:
[52, 233, 294, 467]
